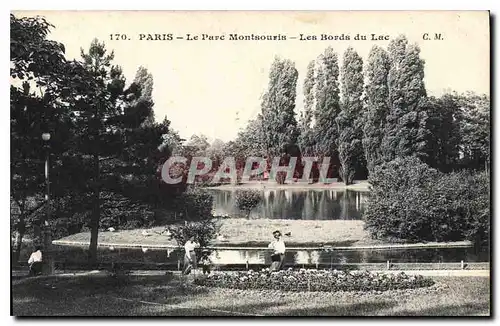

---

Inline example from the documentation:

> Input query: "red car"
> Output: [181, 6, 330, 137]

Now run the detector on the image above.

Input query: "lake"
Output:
[210, 189, 368, 220]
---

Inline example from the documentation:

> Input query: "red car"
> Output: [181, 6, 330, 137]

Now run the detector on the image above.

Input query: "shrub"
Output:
[167, 188, 221, 247]
[459, 171, 490, 246]
[235, 190, 262, 218]
[171, 187, 214, 222]
[364, 157, 490, 244]
[194, 269, 434, 292]
[99, 192, 155, 231]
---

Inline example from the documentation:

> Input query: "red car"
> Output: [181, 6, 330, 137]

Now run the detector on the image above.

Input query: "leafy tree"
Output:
[421, 95, 461, 172]
[233, 115, 266, 168]
[298, 60, 316, 156]
[237, 115, 266, 157]
[313, 48, 341, 178]
[207, 138, 225, 167]
[422, 92, 489, 173]
[381, 35, 429, 162]
[181, 134, 210, 158]
[455, 92, 490, 170]
[10, 14, 70, 263]
[336, 47, 365, 185]
[162, 124, 185, 156]
[235, 190, 263, 218]
[261, 57, 299, 158]
[132, 66, 155, 126]
[362, 45, 390, 174]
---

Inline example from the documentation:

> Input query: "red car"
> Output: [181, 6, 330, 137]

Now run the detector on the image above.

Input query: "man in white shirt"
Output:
[28, 246, 43, 276]
[183, 236, 200, 275]
[268, 230, 286, 271]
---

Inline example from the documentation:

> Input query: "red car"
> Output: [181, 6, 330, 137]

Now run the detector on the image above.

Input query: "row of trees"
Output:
[226, 36, 490, 184]
[151, 36, 490, 187]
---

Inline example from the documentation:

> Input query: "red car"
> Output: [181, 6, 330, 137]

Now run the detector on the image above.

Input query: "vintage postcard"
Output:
[10, 10, 490, 317]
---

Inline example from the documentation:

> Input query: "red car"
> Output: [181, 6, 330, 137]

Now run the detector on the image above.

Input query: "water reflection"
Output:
[210, 189, 368, 220]
[51, 245, 489, 270]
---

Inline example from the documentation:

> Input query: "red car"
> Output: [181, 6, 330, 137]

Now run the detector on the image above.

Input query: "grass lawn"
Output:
[12, 273, 490, 316]
[56, 218, 381, 247]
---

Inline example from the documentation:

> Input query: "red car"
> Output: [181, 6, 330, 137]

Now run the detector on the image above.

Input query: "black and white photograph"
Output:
[9, 10, 491, 316]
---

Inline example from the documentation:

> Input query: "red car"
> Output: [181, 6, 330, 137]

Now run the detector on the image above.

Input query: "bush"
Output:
[194, 269, 434, 292]
[167, 188, 221, 247]
[364, 157, 490, 244]
[170, 187, 214, 222]
[99, 192, 155, 231]
[235, 190, 262, 218]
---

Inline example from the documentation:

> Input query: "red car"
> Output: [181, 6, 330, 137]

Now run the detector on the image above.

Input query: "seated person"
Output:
[28, 246, 43, 276]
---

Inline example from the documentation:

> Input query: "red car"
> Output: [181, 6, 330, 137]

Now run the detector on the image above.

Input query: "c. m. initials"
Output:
[423, 33, 444, 41]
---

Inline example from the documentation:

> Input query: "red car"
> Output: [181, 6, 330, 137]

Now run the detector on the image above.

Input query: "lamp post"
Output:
[42, 132, 54, 274]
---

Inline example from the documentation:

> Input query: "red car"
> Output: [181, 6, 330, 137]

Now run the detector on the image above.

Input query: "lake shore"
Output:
[56, 219, 377, 247]
[54, 218, 470, 249]
[205, 180, 370, 191]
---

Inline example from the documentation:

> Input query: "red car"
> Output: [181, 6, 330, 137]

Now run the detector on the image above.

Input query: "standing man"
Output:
[183, 236, 200, 275]
[28, 246, 43, 276]
[268, 230, 286, 271]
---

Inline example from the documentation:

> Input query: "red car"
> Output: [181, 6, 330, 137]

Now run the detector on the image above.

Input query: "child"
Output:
[199, 250, 212, 275]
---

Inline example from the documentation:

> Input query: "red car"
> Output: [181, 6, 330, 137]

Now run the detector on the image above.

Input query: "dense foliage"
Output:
[166, 188, 221, 247]
[362, 45, 390, 173]
[381, 36, 428, 162]
[194, 269, 435, 292]
[11, 12, 490, 268]
[336, 47, 365, 184]
[10, 14, 173, 264]
[261, 57, 299, 158]
[364, 157, 490, 244]
[314, 47, 341, 162]
[298, 60, 316, 156]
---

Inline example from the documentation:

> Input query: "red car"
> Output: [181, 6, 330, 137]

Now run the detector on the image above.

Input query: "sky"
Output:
[13, 11, 490, 142]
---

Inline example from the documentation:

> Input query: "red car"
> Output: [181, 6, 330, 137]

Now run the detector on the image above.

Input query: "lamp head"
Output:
[42, 133, 51, 141]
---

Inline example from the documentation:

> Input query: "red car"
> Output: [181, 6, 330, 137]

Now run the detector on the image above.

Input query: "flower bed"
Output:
[194, 268, 435, 292]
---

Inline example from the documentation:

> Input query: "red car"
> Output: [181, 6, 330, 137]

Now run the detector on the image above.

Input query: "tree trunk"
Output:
[12, 219, 25, 265]
[339, 165, 352, 186]
[88, 153, 100, 265]
[33, 220, 42, 247]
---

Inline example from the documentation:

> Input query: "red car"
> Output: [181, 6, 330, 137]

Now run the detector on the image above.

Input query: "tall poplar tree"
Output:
[313, 47, 341, 162]
[261, 57, 299, 157]
[381, 35, 428, 162]
[298, 60, 316, 156]
[336, 47, 365, 185]
[362, 45, 391, 173]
